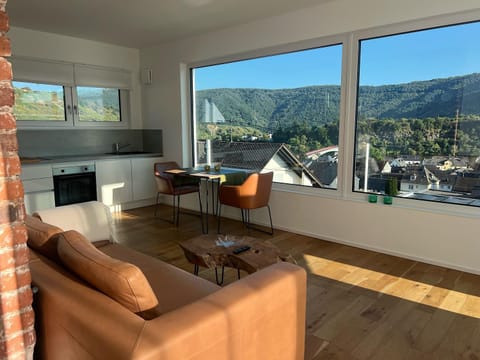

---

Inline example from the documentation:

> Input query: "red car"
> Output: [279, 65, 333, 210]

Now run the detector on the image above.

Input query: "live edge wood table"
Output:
[179, 234, 296, 285]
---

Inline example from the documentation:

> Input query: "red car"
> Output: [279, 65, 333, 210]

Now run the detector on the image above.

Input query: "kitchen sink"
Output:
[104, 151, 152, 155]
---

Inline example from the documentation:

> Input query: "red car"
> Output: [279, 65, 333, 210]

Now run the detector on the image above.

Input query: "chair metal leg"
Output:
[154, 192, 160, 216]
[215, 266, 225, 285]
[172, 195, 177, 224]
[198, 191, 205, 234]
[175, 195, 181, 226]
[245, 205, 274, 235]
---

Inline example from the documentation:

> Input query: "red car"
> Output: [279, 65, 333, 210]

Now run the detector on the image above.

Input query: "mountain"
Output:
[195, 73, 480, 129]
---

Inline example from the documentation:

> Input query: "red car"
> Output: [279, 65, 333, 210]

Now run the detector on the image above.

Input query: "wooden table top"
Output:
[179, 234, 295, 274]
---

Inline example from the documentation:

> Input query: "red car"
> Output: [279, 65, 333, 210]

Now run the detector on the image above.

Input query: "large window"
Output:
[354, 21, 480, 207]
[192, 44, 342, 188]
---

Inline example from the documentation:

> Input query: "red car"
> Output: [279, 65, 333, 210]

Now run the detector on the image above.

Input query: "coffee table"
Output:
[179, 234, 295, 285]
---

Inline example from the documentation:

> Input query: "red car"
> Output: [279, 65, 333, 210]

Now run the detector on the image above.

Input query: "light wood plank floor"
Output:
[113, 205, 480, 359]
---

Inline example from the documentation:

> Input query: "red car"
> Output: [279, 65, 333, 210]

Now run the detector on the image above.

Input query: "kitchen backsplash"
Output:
[17, 129, 163, 157]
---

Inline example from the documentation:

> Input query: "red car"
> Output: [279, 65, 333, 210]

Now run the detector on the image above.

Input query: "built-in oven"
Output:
[53, 163, 97, 206]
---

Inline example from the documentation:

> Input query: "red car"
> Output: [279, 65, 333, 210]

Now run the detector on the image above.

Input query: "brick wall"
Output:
[0, 1, 36, 359]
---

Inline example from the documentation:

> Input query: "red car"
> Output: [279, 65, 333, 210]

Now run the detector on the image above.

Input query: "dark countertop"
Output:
[20, 152, 163, 166]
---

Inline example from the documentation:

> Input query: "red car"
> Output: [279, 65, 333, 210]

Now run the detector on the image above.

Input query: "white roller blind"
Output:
[74, 64, 131, 89]
[10, 57, 75, 86]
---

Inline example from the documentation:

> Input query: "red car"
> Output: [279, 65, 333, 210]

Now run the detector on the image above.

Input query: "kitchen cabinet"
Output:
[21, 164, 55, 214]
[95, 159, 133, 206]
[131, 157, 163, 201]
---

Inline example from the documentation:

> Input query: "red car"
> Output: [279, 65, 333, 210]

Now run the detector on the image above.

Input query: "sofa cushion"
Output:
[25, 215, 63, 261]
[56, 230, 158, 313]
[34, 201, 116, 243]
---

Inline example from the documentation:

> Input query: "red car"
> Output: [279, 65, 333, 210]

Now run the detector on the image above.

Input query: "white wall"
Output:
[143, 0, 480, 274]
[9, 27, 143, 128]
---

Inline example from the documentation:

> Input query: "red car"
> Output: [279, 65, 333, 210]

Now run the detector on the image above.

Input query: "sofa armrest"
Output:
[133, 262, 306, 360]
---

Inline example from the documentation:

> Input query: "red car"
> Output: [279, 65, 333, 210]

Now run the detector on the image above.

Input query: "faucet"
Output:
[113, 142, 131, 154]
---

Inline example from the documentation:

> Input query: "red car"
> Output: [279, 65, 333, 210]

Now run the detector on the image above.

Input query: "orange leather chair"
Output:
[154, 162, 203, 230]
[217, 171, 274, 234]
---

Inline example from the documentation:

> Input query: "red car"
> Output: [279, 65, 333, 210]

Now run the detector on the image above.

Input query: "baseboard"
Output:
[273, 223, 480, 276]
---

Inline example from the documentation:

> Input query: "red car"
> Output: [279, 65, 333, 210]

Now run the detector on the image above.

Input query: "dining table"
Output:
[164, 166, 250, 233]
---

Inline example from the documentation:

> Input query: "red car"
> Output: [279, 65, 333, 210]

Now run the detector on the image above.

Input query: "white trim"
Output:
[186, 9, 480, 218]
[273, 221, 480, 276]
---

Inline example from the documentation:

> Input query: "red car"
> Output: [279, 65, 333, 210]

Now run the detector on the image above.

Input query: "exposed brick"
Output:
[0, 267, 31, 292]
[0, 328, 35, 357]
[0, 203, 25, 225]
[0, 81, 13, 106]
[0, 180, 24, 201]
[0, 246, 29, 271]
[0, 225, 27, 248]
[0, 132, 18, 152]
[0, 288, 33, 314]
[1, 309, 34, 335]
[0, 154, 21, 177]
[0, 11, 9, 33]
[0, 35, 10, 57]
[0, 112, 15, 129]
[0, 57, 11, 81]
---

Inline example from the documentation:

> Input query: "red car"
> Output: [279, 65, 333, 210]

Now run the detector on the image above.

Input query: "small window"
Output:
[76, 87, 121, 122]
[13, 81, 66, 121]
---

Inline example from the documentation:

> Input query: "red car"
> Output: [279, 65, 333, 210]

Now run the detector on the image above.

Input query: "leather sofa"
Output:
[26, 201, 307, 359]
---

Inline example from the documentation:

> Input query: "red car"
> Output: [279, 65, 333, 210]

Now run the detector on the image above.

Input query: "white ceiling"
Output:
[7, 0, 332, 49]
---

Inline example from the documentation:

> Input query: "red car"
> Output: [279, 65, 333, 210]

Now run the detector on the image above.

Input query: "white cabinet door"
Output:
[21, 164, 55, 214]
[95, 159, 133, 206]
[131, 157, 163, 201]
[24, 192, 55, 215]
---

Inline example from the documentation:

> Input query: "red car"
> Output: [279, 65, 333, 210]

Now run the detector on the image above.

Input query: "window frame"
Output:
[347, 11, 480, 217]
[71, 86, 130, 129]
[188, 33, 349, 197]
[185, 9, 480, 217]
[12, 57, 131, 130]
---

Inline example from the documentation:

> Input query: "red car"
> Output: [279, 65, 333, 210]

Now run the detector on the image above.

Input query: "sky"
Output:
[195, 21, 480, 90]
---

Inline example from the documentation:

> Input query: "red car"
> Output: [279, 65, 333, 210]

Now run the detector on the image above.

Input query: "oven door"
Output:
[53, 169, 97, 207]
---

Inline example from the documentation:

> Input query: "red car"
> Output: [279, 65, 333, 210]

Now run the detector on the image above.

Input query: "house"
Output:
[211, 141, 323, 187]
[3, 0, 480, 358]
[400, 167, 440, 193]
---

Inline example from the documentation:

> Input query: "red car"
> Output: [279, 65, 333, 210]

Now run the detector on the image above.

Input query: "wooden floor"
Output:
[113, 205, 480, 359]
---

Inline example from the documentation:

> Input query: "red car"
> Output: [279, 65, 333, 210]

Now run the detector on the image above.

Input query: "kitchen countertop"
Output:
[20, 152, 163, 166]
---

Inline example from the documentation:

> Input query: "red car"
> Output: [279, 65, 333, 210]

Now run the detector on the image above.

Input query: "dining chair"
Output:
[217, 171, 274, 235]
[154, 162, 203, 230]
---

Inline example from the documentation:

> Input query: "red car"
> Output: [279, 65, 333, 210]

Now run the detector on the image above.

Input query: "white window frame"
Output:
[343, 11, 480, 218]
[13, 81, 75, 128]
[72, 87, 130, 129]
[188, 33, 348, 199]
[186, 9, 480, 217]
[12, 57, 131, 129]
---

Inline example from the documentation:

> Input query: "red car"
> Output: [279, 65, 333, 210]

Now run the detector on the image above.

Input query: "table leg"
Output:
[204, 179, 209, 233]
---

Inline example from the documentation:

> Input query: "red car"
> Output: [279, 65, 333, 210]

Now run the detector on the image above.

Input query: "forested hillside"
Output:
[196, 73, 480, 129]
[196, 73, 480, 160]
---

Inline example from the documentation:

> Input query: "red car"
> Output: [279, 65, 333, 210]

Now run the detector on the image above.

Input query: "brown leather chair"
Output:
[217, 171, 274, 234]
[154, 162, 203, 230]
